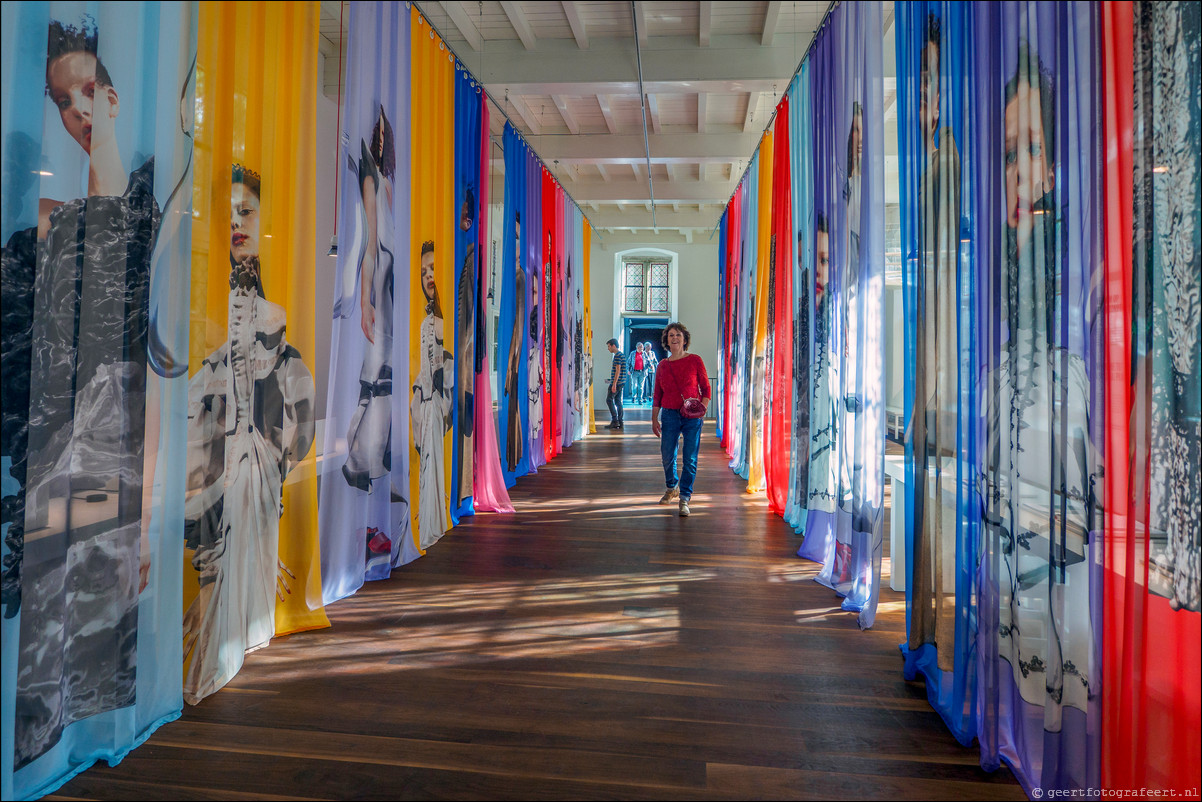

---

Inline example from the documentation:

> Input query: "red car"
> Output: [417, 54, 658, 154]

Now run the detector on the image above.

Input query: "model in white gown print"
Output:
[412, 241, 453, 549]
[181, 165, 316, 705]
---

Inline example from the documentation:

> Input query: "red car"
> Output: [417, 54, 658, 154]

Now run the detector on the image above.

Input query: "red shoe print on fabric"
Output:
[367, 527, 392, 555]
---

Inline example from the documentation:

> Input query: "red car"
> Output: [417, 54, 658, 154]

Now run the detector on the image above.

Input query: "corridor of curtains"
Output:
[717, 0, 1200, 795]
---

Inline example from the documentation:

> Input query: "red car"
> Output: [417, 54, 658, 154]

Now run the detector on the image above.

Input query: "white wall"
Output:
[588, 236, 719, 408]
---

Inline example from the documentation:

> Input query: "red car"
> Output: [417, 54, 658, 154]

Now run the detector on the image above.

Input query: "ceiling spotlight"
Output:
[327, 234, 338, 256]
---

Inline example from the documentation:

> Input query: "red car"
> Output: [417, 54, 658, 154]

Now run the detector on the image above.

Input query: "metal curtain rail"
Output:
[409, 0, 600, 234]
[631, 1, 657, 230]
[707, 0, 840, 240]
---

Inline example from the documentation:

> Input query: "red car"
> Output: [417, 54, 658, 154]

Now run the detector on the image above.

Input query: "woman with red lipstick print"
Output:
[181, 165, 316, 704]
[411, 240, 452, 549]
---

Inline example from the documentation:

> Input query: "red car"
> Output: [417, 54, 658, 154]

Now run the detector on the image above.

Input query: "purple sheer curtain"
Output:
[973, 2, 1103, 794]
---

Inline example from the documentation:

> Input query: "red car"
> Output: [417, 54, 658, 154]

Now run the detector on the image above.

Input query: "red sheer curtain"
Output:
[765, 97, 793, 515]
[540, 168, 555, 464]
[722, 187, 743, 455]
[1102, 2, 1202, 793]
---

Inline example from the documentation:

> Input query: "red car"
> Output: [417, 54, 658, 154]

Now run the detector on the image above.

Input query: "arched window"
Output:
[622, 258, 671, 313]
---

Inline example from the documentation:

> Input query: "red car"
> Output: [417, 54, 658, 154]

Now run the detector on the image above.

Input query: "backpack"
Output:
[634, 352, 644, 371]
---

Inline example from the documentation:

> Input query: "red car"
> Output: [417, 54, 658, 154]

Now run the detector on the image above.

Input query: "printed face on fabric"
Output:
[230, 182, 261, 263]
[46, 51, 119, 155]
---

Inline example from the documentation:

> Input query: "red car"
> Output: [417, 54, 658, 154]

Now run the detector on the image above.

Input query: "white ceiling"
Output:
[318, 2, 886, 239]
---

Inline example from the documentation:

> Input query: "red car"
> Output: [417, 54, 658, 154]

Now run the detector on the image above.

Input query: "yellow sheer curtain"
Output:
[746, 131, 775, 492]
[184, 0, 326, 703]
[409, 7, 455, 554]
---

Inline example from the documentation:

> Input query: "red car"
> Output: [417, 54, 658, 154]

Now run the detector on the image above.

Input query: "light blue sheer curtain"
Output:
[784, 64, 813, 533]
[318, 1, 415, 606]
[1, 2, 195, 798]
[732, 163, 758, 480]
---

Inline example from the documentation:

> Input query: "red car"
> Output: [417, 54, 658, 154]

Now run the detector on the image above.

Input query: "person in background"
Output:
[629, 342, 647, 404]
[642, 341, 659, 403]
[650, 322, 710, 517]
[605, 338, 626, 429]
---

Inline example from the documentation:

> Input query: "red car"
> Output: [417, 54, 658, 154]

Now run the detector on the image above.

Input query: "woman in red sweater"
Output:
[650, 322, 710, 516]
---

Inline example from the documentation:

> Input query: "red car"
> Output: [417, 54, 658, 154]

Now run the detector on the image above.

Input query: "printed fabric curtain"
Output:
[765, 98, 794, 517]
[728, 158, 757, 479]
[1101, 0, 1201, 794]
[746, 132, 773, 493]
[498, 123, 530, 486]
[784, 61, 814, 532]
[408, 6, 454, 554]
[719, 187, 743, 457]
[469, 86, 513, 513]
[898, 0, 1107, 793]
[796, 0, 887, 631]
[318, 0, 415, 606]
[450, 67, 482, 524]
[185, 0, 328, 706]
[1, 3, 196, 797]
[896, 0, 980, 748]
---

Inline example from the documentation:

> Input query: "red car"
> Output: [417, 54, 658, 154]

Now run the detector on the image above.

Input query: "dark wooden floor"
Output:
[52, 411, 1022, 801]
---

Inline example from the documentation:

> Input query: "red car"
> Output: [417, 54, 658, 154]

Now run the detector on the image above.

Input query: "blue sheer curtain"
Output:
[451, 68, 481, 523]
[798, 0, 887, 630]
[318, 1, 415, 606]
[897, 0, 980, 747]
[497, 124, 529, 487]
[1, 2, 195, 798]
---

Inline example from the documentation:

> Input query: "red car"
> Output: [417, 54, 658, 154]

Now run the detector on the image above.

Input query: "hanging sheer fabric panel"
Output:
[469, 84, 513, 513]
[1, 2, 196, 796]
[318, 0, 415, 606]
[896, 0, 980, 748]
[784, 63, 814, 533]
[766, 98, 794, 517]
[184, 0, 328, 706]
[408, 5, 455, 555]
[1101, 0, 1201, 793]
[498, 124, 529, 487]
[796, 0, 887, 631]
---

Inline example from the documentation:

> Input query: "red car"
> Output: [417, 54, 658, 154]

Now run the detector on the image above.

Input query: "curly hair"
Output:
[232, 163, 262, 198]
[46, 17, 114, 93]
[661, 322, 691, 351]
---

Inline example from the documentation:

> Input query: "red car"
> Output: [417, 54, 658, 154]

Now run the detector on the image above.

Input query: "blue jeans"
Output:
[606, 386, 624, 424]
[660, 409, 702, 499]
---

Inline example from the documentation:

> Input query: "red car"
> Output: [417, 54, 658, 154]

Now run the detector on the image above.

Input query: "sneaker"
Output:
[678, 498, 691, 517]
[659, 487, 679, 504]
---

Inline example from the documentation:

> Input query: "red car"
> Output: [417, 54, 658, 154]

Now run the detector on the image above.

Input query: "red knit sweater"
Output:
[653, 353, 710, 411]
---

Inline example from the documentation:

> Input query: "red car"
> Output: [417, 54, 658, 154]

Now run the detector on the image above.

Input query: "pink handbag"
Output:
[680, 398, 706, 419]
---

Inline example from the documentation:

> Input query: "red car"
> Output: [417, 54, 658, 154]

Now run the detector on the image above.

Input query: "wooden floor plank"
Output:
[54, 412, 1021, 800]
